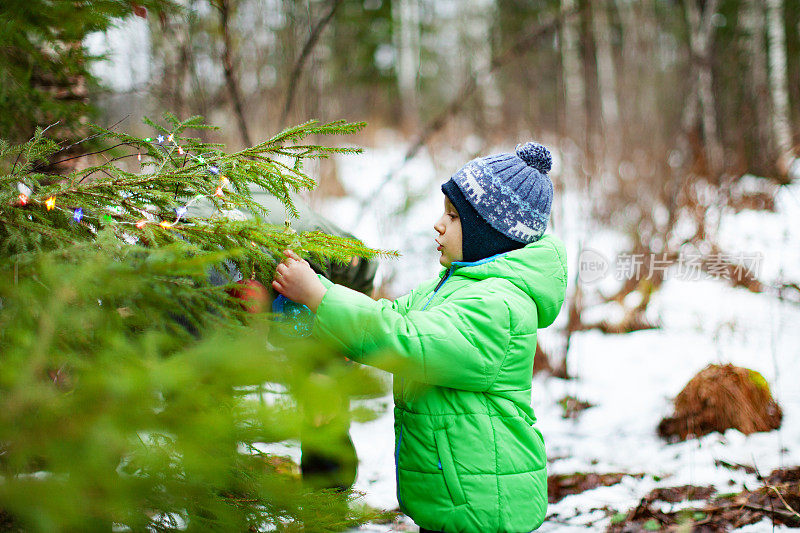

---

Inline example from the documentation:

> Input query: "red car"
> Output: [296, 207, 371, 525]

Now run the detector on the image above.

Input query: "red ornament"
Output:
[132, 3, 147, 18]
[227, 279, 270, 314]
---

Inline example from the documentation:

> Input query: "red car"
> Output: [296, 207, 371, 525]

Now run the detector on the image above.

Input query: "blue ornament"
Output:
[73, 208, 83, 222]
[272, 294, 314, 337]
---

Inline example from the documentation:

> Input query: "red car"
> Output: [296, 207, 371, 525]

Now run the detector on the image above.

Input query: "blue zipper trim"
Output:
[395, 417, 404, 506]
[421, 267, 453, 311]
[450, 250, 510, 268]
[419, 252, 508, 312]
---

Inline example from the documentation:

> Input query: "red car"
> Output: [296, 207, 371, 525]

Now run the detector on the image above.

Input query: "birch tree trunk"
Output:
[766, 0, 794, 173]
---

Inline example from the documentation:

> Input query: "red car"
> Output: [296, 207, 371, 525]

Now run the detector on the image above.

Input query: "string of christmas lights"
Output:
[13, 132, 231, 231]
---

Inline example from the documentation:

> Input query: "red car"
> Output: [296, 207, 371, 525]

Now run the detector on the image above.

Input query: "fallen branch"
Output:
[765, 484, 800, 520]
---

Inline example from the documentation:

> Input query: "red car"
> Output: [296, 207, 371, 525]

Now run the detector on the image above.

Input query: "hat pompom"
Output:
[516, 142, 552, 173]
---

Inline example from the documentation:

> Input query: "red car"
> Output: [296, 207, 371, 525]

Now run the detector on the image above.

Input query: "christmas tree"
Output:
[0, 115, 394, 531]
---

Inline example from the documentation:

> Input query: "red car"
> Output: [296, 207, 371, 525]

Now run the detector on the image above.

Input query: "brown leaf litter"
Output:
[606, 466, 800, 532]
[548, 472, 645, 504]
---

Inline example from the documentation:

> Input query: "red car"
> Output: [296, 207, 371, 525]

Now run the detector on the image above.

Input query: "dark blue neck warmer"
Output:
[441, 179, 525, 263]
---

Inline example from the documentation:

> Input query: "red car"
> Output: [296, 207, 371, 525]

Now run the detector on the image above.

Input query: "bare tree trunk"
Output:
[616, 0, 655, 129]
[559, 0, 589, 378]
[685, 0, 723, 180]
[742, 0, 771, 171]
[473, 1, 503, 129]
[218, 0, 252, 147]
[392, 0, 421, 129]
[766, 0, 794, 174]
[455, 0, 503, 131]
[187, 17, 211, 143]
[592, 0, 620, 163]
[560, 0, 586, 147]
[280, 0, 344, 127]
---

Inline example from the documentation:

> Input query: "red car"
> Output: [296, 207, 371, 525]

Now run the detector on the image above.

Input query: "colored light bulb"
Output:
[73, 208, 83, 222]
[45, 197, 55, 210]
[18, 193, 28, 205]
[208, 165, 219, 175]
[136, 219, 147, 228]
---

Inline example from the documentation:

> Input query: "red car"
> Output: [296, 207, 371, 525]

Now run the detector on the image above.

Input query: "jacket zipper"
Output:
[400, 266, 454, 406]
[396, 266, 454, 507]
[400, 266, 454, 402]
[421, 266, 453, 311]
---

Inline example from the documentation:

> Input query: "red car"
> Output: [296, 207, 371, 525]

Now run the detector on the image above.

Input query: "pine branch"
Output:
[1, 116, 392, 274]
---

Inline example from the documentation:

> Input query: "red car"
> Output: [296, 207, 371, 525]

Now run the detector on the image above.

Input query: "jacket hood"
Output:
[447, 233, 568, 328]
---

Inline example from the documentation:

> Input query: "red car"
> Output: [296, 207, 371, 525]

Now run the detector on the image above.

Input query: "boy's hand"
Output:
[272, 249, 328, 313]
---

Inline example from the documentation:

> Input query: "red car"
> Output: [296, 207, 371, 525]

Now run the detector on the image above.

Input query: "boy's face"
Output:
[434, 196, 463, 267]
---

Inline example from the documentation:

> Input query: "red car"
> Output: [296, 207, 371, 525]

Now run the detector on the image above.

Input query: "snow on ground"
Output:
[317, 141, 800, 532]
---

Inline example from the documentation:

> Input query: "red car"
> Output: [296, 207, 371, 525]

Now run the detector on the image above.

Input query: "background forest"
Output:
[1, 0, 800, 531]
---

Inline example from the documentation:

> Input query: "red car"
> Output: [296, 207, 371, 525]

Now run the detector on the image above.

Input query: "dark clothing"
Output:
[300, 427, 357, 492]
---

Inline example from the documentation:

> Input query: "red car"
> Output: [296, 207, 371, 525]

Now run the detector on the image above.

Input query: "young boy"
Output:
[272, 142, 568, 533]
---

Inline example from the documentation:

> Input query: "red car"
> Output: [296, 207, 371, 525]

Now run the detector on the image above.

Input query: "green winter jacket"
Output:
[312, 233, 568, 532]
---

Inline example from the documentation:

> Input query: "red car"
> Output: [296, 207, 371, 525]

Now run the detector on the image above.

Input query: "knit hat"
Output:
[441, 142, 553, 259]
